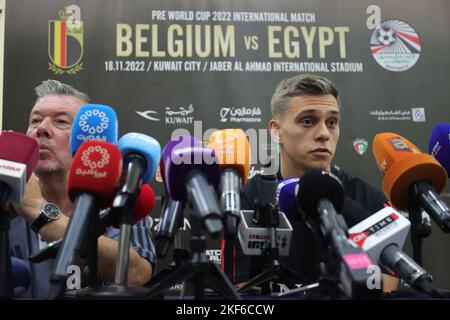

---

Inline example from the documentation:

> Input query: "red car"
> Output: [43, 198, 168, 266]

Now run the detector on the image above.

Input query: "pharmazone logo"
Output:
[370, 19, 421, 72]
[353, 138, 368, 155]
[75, 145, 110, 178]
[48, 5, 83, 75]
[78, 109, 109, 135]
[219, 106, 261, 123]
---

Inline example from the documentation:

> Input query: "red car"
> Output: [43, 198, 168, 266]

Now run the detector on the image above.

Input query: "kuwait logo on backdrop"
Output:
[370, 19, 421, 72]
[353, 138, 368, 155]
[48, 5, 83, 75]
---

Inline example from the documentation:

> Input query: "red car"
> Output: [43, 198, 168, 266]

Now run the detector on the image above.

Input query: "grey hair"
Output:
[34, 79, 90, 104]
[270, 74, 340, 117]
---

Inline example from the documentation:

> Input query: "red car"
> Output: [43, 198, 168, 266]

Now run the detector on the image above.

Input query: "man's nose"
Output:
[36, 118, 52, 138]
[315, 121, 330, 141]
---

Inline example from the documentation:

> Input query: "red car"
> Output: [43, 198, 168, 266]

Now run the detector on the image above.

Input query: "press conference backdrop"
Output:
[2, 0, 450, 290]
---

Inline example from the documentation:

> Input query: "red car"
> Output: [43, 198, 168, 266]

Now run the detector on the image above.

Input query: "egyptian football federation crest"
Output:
[353, 138, 368, 155]
[370, 19, 421, 72]
[48, 5, 83, 75]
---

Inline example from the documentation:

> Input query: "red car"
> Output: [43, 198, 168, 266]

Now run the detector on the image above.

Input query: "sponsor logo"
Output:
[369, 108, 426, 122]
[205, 249, 221, 264]
[349, 213, 399, 247]
[370, 19, 421, 72]
[136, 104, 194, 125]
[48, 5, 83, 74]
[411, 107, 426, 122]
[78, 109, 109, 134]
[135, 110, 160, 121]
[353, 138, 368, 155]
[387, 137, 410, 152]
[0, 164, 21, 172]
[75, 145, 110, 178]
[219, 106, 262, 123]
[247, 234, 288, 249]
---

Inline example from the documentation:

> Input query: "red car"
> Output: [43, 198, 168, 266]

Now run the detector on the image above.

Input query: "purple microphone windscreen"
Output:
[277, 177, 300, 221]
[11, 257, 30, 290]
[164, 135, 220, 201]
[161, 135, 201, 185]
[429, 123, 450, 176]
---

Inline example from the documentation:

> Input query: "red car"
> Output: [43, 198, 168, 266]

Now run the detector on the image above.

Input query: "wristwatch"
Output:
[31, 203, 61, 233]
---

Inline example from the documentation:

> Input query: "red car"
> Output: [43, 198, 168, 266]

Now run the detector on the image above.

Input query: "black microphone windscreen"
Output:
[296, 170, 345, 216]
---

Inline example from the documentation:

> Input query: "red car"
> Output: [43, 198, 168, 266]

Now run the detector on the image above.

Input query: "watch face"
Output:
[43, 203, 60, 219]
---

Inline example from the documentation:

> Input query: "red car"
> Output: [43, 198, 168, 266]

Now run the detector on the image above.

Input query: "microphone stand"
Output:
[145, 197, 189, 297]
[48, 195, 101, 299]
[221, 169, 241, 281]
[75, 155, 151, 299]
[0, 182, 13, 298]
[238, 174, 309, 295]
[144, 198, 241, 300]
[408, 186, 432, 266]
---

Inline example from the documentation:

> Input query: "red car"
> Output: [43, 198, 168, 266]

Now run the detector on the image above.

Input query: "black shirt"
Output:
[237, 165, 389, 290]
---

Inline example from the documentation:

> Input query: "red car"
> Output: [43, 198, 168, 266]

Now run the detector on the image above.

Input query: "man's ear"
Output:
[269, 118, 281, 144]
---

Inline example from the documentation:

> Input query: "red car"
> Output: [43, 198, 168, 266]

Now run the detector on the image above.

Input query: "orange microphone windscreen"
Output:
[372, 133, 447, 210]
[372, 132, 422, 175]
[208, 129, 251, 183]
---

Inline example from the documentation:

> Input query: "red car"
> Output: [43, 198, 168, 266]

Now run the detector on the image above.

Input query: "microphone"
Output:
[29, 184, 155, 264]
[49, 141, 122, 299]
[209, 129, 250, 235]
[347, 199, 441, 297]
[276, 178, 374, 228]
[112, 132, 160, 214]
[296, 170, 380, 299]
[100, 183, 156, 228]
[208, 129, 250, 279]
[163, 135, 222, 237]
[11, 257, 31, 297]
[156, 197, 184, 258]
[114, 136, 158, 286]
[0, 132, 38, 298]
[112, 132, 160, 285]
[28, 238, 64, 263]
[429, 123, 450, 176]
[0, 131, 39, 204]
[277, 177, 300, 222]
[155, 140, 187, 258]
[70, 104, 119, 156]
[372, 132, 450, 232]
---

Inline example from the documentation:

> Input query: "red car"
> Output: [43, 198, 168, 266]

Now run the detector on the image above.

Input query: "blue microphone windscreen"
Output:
[70, 104, 119, 155]
[118, 132, 161, 182]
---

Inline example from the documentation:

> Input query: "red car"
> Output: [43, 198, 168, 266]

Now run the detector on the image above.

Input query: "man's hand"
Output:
[11, 173, 45, 223]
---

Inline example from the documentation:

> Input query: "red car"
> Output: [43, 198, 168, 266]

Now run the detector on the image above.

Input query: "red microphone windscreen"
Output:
[0, 131, 39, 180]
[67, 141, 122, 206]
[133, 183, 156, 223]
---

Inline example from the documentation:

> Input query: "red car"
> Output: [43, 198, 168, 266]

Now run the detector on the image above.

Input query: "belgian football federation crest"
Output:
[353, 138, 368, 155]
[48, 5, 83, 75]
